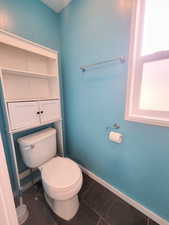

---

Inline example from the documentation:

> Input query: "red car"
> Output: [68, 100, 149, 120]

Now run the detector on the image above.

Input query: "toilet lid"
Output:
[41, 157, 81, 190]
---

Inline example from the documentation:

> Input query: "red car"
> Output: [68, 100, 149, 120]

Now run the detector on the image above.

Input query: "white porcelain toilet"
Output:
[18, 128, 83, 221]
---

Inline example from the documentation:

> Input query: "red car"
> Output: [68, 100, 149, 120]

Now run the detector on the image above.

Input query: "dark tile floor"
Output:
[21, 173, 159, 225]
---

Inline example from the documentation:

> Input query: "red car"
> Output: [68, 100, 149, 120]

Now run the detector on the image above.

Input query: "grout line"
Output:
[96, 217, 102, 225]
[81, 175, 95, 200]
[147, 217, 150, 225]
[82, 198, 101, 217]
[82, 198, 110, 225]
[82, 173, 148, 225]
[98, 217, 111, 225]
[81, 174, 112, 224]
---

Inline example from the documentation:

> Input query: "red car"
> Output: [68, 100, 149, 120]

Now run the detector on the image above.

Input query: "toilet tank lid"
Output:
[18, 128, 56, 146]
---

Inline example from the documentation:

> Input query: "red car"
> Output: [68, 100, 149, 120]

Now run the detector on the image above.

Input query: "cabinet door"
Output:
[39, 100, 61, 123]
[8, 102, 40, 130]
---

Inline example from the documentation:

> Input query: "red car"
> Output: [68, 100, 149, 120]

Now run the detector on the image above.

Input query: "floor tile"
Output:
[79, 173, 95, 200]
[23, 185, 58, 225]
[97, 218, 110, 225]
[83, 180, 119, 217]
[20, 176, 153, 225]
[55, 202, 99, 225]
[104, 197, 147, 225]
[22, 182, 43, 203]
[149, 218, 159, 225]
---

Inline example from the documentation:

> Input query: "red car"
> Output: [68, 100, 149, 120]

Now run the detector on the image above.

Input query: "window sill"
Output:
[125, 113, 169, 127]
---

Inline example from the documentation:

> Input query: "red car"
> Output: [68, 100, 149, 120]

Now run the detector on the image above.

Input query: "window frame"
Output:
[125, 0, 169, 127]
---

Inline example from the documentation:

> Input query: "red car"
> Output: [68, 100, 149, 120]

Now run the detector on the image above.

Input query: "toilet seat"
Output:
[41, 157, 82, 191]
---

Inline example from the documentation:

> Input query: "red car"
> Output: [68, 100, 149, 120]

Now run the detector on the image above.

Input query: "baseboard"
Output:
[13, 175, 41, 197]
[13, 169, 40, 197]
[21, 176, 41, 192]
[80, 165, 169, 225]
[19, 168, 38, 180]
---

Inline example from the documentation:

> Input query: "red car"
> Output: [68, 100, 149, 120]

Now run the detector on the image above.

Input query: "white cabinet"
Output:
[39, 100, 61, 123]
[8, 102, 40, 130]
[0, 30, 64, 186]
[8, 100, 61, 131]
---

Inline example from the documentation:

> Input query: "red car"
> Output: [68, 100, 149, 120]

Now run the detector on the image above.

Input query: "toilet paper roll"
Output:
[108, 131, 122, 143]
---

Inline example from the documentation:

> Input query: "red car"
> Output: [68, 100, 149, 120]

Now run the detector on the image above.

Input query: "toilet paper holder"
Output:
[106, 123, 122, 144]
[106, 123, 120, 132]
[108, 131, 123, 143]
[113, 123, 120, 129]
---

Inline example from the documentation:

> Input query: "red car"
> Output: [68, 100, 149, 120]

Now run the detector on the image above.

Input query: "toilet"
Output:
[18, 128, 83, 221]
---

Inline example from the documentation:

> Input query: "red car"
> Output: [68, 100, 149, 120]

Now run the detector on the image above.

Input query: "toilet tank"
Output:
[18, 128, 57, 168]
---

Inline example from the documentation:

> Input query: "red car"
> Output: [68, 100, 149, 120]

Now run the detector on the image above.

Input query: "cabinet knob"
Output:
[40, 111, 44, 114]
[37, 111, 40, 114]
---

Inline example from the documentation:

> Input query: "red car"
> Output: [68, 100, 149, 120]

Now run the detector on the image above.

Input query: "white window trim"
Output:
[125, 0, 169, 127]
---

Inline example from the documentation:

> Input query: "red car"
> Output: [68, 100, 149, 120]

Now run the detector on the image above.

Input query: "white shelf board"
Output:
[1, 67, 57, 78]
[9, 119, 62, 134]
[5, 98, 60, 103]
[0, 29, 58, 59]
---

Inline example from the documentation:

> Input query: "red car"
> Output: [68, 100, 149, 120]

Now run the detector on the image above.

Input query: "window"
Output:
[125, 0, 169, 126]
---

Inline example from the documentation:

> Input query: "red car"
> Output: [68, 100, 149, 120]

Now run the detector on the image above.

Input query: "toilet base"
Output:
[44, 192, 79, 221]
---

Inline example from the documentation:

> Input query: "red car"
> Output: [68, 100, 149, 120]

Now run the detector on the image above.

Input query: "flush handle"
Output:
[24, 145, 35, 150]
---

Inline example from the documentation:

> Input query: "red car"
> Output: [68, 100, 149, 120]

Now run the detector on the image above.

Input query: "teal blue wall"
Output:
[59, 0, 169, 221]
[0, 0, 61, 192]
[0, 0, 60, 49]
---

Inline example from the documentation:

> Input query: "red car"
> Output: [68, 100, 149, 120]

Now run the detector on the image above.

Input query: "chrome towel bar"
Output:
[80, 56, 125, 72]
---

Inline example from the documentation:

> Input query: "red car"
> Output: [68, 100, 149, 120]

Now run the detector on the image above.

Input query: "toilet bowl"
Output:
[17, 128, 83, 221]
[39, 157, 83, 220]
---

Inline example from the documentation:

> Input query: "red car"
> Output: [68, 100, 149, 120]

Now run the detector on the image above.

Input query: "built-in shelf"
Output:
[1, 67, 60, 101]
[8, 119, 62, 134]
[0, 30, 64, 185]
[1, 67, 56, 78]
[6, 98, 60, 103]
